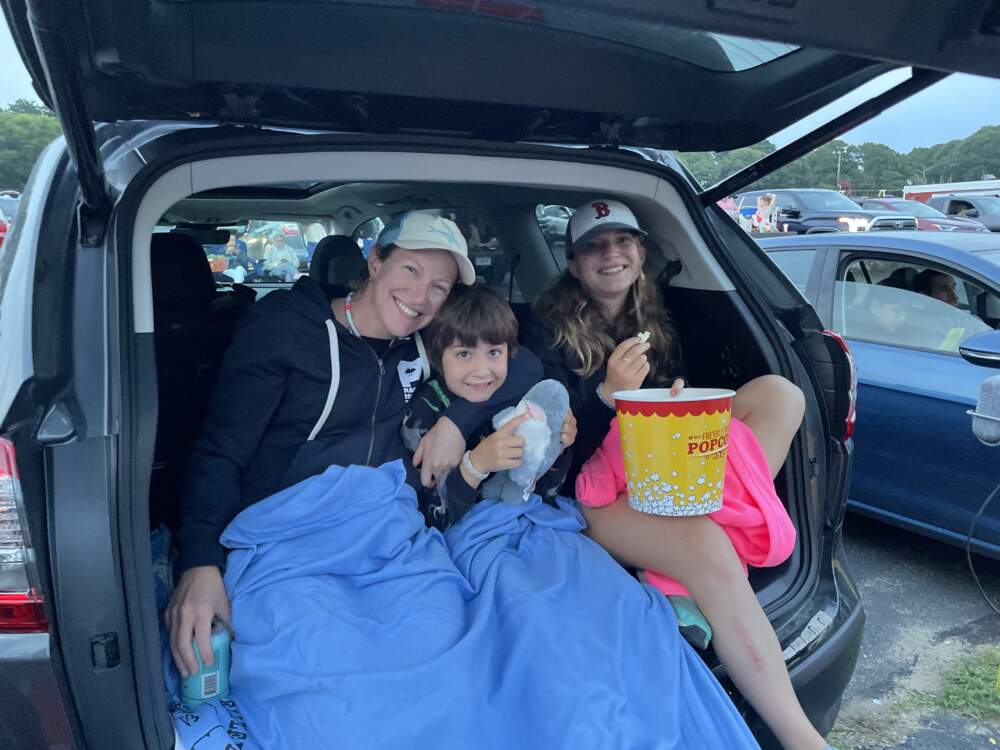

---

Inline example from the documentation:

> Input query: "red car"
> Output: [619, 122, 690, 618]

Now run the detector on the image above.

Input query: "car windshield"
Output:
[798, 192, 863, 211]
[974, 197, 1000, 213]
[889, 201, 944, 218]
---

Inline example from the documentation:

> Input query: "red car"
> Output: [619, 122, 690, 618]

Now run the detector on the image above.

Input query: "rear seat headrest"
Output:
[151, 233, 217, 308]
[310, 235, 368, 285]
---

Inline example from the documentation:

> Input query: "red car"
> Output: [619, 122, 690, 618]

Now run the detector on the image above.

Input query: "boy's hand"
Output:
[471, 412, 531, 474]
[604, 337, 651, 396]
[413, 416, 465, 487]
[560, 409, 577, 448]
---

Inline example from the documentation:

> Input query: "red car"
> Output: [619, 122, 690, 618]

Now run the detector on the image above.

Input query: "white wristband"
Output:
[462, 450, 489, 482]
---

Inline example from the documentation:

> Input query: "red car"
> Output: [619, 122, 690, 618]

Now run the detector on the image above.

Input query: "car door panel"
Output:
[840, 251, 1000, 555]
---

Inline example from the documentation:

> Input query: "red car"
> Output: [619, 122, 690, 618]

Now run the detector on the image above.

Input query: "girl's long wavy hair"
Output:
[533, 262, 679, 382]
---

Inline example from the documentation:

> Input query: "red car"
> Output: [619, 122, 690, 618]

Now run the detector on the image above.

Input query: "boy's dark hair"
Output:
[424, 285, 518, 372]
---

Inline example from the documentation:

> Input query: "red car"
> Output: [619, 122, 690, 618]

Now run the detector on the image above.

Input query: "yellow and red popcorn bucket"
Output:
[613, 388, 736, 516]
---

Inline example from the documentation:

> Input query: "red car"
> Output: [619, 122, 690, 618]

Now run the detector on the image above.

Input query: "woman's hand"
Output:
[165, 566, 232, 677]
[413, 416, 465, 487]
[470, 413, 531, 474]
[602, 337, 652, 397]
[560, 409, 578, 448]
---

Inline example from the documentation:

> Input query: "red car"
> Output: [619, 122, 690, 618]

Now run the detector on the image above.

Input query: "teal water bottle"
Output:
[181, 620, 231, 706]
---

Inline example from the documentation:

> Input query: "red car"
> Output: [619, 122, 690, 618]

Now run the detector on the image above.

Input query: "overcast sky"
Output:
[3, 21, 1000, 154]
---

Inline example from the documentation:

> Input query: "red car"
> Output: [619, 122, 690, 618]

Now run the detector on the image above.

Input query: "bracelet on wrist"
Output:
[596, 382, 616, 410]
[462, 450, 489, 482]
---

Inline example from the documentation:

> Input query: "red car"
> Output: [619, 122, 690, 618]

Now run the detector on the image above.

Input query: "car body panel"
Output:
[761, 232, 1000, 556]
[857, 198, 989, 232]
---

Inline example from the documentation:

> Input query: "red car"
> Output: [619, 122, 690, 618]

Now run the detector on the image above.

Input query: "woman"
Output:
[166, 211, 541, 676]
[524, 199, 833, 750]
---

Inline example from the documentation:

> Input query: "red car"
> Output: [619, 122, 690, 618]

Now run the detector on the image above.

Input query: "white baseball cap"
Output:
[375, 210, 476, 285]
[566, 199, 646, 257]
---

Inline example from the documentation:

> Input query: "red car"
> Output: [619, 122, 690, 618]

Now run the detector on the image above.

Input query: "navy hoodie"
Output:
[176, 277, 542, 572]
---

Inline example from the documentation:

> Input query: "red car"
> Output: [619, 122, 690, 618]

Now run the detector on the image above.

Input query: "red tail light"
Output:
[0, 437, 48, 633]
[821, 331, 857, 439]
[279, 224, 300, 237]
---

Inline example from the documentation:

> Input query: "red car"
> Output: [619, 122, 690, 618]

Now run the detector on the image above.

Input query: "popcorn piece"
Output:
[636, 330, 651, 343]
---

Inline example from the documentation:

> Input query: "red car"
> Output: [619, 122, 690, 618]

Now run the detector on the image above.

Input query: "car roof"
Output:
[758, 231, 1000, 274]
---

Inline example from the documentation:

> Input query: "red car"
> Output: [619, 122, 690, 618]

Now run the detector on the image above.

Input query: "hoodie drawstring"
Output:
[308, 320, 341, 442]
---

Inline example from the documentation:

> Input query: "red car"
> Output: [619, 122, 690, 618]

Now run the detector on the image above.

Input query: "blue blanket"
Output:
[170, 461, 758, 749]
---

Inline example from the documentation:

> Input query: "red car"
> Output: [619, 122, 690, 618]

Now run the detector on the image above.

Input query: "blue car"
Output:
[760, 231, 1000, 557]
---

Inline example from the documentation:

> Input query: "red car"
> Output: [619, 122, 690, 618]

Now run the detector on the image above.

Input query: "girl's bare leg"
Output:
[581, 498, 826, 750]
[732, 375, 806, 479]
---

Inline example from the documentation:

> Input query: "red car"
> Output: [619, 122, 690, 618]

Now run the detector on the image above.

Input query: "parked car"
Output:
[0, 208, 8, 251]
[927, 195, 1000, 232]
[760, 231, 1000, 558]
[8, 0, 1000, 747]
[735, 189, 918, 234]
[855, 197, 990, 232]
[0, 194, 20, 223]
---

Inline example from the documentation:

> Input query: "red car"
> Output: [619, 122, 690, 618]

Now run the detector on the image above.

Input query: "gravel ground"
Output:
[828, 513, 1000, 750]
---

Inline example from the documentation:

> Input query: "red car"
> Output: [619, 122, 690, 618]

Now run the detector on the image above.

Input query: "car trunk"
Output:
[93, 128, 847, 747]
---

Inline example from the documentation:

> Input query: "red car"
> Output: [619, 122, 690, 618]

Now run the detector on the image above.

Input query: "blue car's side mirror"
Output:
[959, 330, 1000, 369]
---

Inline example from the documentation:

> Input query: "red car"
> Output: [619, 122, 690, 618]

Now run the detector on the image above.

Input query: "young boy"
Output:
[401, 285, 576, 530]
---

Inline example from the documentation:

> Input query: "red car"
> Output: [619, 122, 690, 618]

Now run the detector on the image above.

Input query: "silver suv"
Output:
[4, 1, 999, 747]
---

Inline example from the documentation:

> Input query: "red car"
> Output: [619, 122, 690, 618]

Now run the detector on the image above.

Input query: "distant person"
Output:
[913, 269, 959, 307]
[216, 235, 250, 283]
[751, 193, 777, 233]
[263, 232, 300, 282]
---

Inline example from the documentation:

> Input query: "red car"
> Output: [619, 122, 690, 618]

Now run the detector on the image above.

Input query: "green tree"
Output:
[4, 98, 54, 117]
[0, 111, 62, 190]
[854, 142, 912, 194]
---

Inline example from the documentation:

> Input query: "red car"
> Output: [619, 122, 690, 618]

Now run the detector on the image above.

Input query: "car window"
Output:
[974, 197, 1000, 213]
[768, 250, 818, 300]
[535, 204, 572, 263]
[772, 192, 798, 212]
[192, 219, 332, 287]
[946, 200, 976, 217]
[833, 258, 993, 352]
[351, 217, 384, 259]
[797, 192, 862, 211]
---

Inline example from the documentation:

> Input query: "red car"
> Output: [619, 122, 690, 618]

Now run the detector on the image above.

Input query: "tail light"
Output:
[821, 330, 857, 439]
[279, 224, 300, 237]
[0, 437, 48, 632]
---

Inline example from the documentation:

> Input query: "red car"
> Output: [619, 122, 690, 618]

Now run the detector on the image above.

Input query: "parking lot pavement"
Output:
[829, 513, 1000, 750]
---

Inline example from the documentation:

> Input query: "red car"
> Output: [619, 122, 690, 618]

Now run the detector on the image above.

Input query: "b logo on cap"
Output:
[592, 202, 611, 219]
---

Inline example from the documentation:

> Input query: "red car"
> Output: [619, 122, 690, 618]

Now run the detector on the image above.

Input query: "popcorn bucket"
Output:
[613, 388, 736, 516]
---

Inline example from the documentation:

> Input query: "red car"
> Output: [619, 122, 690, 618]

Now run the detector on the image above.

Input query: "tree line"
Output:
[680, 124, 1000, 196]
[0, 100, 61, 192]
[2, 97, 998, 197]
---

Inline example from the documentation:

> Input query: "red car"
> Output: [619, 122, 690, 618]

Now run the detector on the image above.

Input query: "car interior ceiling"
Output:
[146, 179, 794, 602]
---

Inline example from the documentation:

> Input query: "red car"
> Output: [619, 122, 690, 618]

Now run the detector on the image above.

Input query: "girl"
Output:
[524, 199, 834, 750]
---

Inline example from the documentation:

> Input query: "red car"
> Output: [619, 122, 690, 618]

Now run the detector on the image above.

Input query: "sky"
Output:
[3, 21, 1000, 154]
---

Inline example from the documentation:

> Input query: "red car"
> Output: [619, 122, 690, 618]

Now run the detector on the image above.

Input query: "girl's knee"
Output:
[739, 375, 804, 425]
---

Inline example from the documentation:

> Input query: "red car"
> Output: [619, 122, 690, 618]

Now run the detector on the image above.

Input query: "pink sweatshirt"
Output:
[575, 417, 796, 597]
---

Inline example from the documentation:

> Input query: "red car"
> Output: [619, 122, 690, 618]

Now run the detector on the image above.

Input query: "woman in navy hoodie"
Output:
[166, 211, 542, 676]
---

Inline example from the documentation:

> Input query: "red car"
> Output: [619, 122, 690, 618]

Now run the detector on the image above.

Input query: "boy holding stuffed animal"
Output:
[400, 285, 577, 530]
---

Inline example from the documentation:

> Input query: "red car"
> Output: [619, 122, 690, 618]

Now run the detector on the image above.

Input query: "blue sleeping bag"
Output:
[171, 461, 758, 749]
